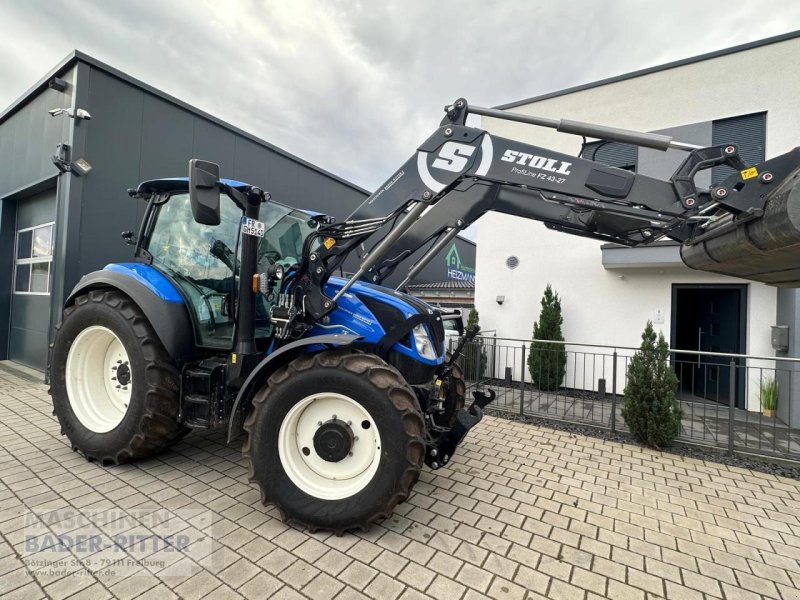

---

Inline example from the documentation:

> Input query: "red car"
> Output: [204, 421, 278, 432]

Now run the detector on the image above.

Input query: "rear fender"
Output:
[65, 264, 196, 364]
[227, 334, 360, 443]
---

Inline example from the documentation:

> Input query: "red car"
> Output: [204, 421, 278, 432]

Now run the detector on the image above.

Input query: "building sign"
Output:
[445, 243, 475, 283]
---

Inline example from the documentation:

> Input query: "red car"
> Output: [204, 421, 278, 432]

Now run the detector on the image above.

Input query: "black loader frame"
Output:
[281, 98, 800, 333]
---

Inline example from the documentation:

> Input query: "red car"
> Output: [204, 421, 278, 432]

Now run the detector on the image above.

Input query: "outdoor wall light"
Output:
[70, 158, 93, 176]
[48, 107, 92, 120]
[496, 295, 505, 305]
[51, 143, 93, 176]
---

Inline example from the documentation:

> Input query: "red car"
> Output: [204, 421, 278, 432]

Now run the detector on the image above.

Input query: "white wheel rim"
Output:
[65, 326, 132, 433]
[278, 393, 382, 500]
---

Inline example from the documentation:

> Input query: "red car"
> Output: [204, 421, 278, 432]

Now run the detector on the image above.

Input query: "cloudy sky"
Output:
[2, 0, 800, 196]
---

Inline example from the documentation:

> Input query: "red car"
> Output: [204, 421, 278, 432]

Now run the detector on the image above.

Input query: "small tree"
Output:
[621, 321, 683, 449]
[528, 284, 566, 391]
[462, 308, 487, 381]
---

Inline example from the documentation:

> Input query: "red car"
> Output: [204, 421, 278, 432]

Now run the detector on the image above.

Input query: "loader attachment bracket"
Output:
[671, 144, 748, 209]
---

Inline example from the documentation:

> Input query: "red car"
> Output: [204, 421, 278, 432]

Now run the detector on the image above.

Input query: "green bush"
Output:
[621, 321, 683, 449]
[462, 308, 487, 381]
[528, 284, 566, 391]
[760, 376, 778, 412]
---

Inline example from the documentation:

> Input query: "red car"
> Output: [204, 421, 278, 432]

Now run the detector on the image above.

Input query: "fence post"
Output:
[728, 359, 736, 456]
[520, 343, 526, 416]
[610, 350, 618, 433]
[491, 334, 497, 380]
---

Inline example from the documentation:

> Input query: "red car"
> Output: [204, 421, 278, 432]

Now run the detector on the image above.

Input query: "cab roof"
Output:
[134, 177, 251, 195]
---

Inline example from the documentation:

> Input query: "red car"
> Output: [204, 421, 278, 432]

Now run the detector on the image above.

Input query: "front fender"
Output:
[66, 264, 196, 364]
[227, 334, 360, 443]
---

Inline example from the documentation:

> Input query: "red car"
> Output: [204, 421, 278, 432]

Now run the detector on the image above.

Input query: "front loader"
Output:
[49, 98, 800, 533]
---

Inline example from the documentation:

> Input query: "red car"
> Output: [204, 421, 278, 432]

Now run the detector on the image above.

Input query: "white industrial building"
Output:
[475, 31, 800, 421]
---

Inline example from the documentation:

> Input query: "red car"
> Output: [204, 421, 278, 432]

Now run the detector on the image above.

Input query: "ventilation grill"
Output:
[506, 256, 520, 270]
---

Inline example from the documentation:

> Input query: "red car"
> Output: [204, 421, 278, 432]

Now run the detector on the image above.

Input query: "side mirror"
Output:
[189, 159, 220, 225]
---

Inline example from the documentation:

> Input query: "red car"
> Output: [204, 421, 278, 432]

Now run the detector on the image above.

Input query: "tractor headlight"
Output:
[412, 324, 436, 360]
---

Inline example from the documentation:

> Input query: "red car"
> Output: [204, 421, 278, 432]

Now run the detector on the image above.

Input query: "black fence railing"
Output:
[449, 336, 800, 463]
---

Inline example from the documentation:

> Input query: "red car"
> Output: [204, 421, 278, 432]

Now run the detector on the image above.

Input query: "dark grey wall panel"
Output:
[0, 199, 14, 359]
[78, 68, 144, 277]
[139, 94, 195, 180]
[0, 66, 73, 198]
[193, 120, 236, 177]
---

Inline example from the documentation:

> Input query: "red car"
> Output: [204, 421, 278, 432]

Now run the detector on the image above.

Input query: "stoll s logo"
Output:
[445, 243, 475, 283]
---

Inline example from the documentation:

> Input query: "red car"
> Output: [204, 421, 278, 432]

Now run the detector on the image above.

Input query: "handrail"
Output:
[470, 335, 800, 364]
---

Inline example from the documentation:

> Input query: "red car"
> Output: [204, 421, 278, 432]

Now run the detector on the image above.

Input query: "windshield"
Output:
[257, 202, 318, 272]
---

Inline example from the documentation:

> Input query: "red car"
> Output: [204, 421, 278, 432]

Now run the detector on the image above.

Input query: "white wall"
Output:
[475, 37, 800, 409]
[476, 214, 776, 408]
[483, 36, 800, 159]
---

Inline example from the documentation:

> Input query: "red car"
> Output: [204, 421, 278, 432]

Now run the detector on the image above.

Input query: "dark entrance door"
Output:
[671, 285, 747, 407]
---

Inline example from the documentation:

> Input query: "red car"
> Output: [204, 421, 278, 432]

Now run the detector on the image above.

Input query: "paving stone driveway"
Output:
[1, 367, 800, 600]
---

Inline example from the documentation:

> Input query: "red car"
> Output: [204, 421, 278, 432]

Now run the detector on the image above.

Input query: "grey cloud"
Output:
[1, 0, 799, 199]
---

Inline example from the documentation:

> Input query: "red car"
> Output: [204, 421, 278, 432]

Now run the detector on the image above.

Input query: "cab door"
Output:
[147, 192, 242, 349]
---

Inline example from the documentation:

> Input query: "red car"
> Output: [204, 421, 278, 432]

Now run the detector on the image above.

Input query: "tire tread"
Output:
[242, 349, 425, 534]
[50, 290, 185, 465]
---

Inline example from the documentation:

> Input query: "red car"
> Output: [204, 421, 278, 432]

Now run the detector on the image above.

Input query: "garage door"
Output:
[10, 188, 56, 370]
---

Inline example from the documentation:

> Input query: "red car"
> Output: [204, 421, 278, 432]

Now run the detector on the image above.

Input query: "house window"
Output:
[14, 222, 54, 295]
[711, 112, 766, 184]
[581, 141, 637, 171]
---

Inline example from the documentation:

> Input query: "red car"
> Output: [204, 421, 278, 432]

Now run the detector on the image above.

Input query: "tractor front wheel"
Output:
[243, 350, 425, 533]
[50, 290, 186, 464]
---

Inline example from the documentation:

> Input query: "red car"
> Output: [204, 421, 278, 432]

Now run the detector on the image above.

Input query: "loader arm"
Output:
[345, 99, 800, 289]
[288, 98, 800, 326]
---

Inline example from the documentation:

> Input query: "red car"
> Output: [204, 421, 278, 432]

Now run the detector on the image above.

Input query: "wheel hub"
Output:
[115, 362, 131, 387]
[313, 418, 354, 462]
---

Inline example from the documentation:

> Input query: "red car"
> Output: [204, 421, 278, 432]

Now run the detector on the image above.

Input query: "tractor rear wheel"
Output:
[243, 350, 425, 533]
[50, 290, 186, 465]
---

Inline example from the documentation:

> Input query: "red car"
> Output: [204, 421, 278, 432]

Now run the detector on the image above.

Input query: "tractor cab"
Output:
[130, 176, 322, 350]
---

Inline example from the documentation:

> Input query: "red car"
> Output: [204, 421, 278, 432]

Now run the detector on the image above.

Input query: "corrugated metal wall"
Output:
[711, 112, 767, 184]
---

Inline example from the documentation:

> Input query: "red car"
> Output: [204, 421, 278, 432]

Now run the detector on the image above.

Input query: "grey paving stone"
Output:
[3, 370, 800, 600]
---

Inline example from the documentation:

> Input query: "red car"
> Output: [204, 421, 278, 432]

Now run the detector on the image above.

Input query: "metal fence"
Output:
[451, 335, 800, 463]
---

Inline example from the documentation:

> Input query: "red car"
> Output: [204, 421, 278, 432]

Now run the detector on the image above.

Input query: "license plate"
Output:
[241, 217, 266, 238]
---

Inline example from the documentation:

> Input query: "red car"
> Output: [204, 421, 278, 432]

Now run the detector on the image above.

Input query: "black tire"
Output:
[50, 290, 187, 465]
[243, 349, 425, 534]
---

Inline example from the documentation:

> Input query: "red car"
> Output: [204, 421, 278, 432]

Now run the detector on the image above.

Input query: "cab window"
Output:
[148, 192, 241, 348]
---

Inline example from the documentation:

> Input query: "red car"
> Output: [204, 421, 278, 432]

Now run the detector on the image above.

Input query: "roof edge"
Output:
[0, 50, 370, 196]
[0, 50, 79, 125]
[495, 29, 800, 110]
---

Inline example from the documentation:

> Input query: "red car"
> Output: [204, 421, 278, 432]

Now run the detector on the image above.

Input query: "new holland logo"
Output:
[500, 149, 572, 175]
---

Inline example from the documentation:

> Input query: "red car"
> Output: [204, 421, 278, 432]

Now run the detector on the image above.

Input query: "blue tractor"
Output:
[50, 98, 800, 532]
[49, 160, 486, 533]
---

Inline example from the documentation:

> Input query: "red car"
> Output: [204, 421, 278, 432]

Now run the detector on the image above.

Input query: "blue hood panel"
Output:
[309, 277, 444, 366]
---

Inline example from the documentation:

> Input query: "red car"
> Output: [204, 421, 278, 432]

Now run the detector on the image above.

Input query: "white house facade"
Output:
[475, 31, 800, 422]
